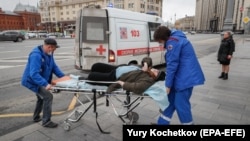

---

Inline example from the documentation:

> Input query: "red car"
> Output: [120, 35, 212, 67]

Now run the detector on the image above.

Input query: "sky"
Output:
[0, 0, 196, 23]
[0, 0, 38, 11]
[162, 0, 196, 22]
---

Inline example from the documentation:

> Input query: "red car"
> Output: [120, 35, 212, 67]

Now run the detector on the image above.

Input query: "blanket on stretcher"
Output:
[54, 74, 169, 111]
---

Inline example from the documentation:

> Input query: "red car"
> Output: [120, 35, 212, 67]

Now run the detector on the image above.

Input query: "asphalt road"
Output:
[0, 34, 240, 136]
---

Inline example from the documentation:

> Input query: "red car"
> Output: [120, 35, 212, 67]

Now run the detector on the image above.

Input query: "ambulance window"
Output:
[86, 23, 104, 40]
[148, 22, 161, 42]
[82, 17, 108, 43]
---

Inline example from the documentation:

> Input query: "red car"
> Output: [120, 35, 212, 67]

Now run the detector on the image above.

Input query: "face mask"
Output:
[48, 51, 53, 55]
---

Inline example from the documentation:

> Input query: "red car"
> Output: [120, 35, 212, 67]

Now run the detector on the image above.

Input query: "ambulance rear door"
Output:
[75, 8, 109, 71]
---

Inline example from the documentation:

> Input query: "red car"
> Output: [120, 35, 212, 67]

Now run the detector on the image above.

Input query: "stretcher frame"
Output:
[51, 80, 146, 134]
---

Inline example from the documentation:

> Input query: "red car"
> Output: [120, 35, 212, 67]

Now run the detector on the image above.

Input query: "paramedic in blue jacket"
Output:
[153, 26, 205, 125]
[21, 38, 65, 128]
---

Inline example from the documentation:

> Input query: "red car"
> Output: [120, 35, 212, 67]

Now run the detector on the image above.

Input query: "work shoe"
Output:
[223, 73, 228, 80]
[42, 121, 58, 128]
[150, 122, 157, 125]
[218, 72, 225, 79]
[33, 118, 42, 123]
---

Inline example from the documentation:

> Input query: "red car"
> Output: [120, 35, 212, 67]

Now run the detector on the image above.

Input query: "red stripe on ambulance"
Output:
[117, 46, 164, 56]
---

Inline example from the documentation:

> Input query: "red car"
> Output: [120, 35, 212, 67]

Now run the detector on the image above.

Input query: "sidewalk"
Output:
[0, 37, 250, 141]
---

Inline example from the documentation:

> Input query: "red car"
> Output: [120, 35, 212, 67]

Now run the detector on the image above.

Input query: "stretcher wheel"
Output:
[64, 122, 71, 131]
[52, 89, 60, 93]
[128, 112, 139, 123]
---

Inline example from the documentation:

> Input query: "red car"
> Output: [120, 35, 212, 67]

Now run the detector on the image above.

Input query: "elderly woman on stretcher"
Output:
[83, 57, 166, 94]
[52, 57, 165, 94]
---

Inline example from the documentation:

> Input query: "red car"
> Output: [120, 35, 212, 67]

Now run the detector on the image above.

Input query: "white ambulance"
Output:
[74, 7, 165, 71]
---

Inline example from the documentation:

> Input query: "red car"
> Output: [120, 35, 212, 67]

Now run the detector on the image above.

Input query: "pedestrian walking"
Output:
[217, 31, 235, 80]
[21, 38, 65, 128]
[153, 26, 205, 125]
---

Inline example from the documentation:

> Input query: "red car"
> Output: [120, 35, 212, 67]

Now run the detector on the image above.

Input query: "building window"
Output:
[61, 18, 64, 21]
[66, 11, 69, 15]
[141, 4, 144, 8]
[61, 12, 63, 15]
[67, 17, 70, 20]
[53, 18, 56, 21]
[72, 11, 75, 14]
[128, 3, 134, 8]
[72, 5, 75, 8]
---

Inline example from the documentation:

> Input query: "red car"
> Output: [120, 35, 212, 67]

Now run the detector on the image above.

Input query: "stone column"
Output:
[246, 7, 250, 34]
[223, 0, 235, 31]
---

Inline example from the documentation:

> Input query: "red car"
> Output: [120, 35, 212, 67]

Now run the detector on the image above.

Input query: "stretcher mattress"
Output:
[54, 74, 169, 111]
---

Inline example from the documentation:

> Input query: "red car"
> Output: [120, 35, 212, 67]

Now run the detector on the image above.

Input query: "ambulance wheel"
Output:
[128, 112, 139, 123]
[64, 122, 71, 131]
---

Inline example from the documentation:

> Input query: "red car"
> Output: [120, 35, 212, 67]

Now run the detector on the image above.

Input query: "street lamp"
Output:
[174, 13, 176, 23]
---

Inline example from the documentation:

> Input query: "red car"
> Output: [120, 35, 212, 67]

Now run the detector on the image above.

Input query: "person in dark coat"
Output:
[84, 56, 166, 94]
[107, 68, 166, 94]
[86, 56, 153, 83]
[217, 31, 235, 80]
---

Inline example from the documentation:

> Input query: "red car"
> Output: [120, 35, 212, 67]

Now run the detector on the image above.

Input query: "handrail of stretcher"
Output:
[51, 80, 150, 133]
[51, 86, 128, 95]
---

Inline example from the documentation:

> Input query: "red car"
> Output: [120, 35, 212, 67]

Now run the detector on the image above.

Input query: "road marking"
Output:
[67, 93, 79, 111]
[0, 56, 28, 60]
[0, 93, 78, 118]
[0, 50, 20, 54]
[0, 60, 27, 62]
[0, 65, 25, 70]
[0, 66, 14, 69]
[0, 55, 73, 70]
[0, 111, 65, 118]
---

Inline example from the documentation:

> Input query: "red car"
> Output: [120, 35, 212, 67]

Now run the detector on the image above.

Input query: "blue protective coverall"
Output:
[158, 30, 205, 125]
[21, 45, 65, 93]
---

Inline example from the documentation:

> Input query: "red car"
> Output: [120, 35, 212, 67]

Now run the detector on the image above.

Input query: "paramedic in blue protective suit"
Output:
[21, 38, 65, 128]
[153, 26, 205, 125]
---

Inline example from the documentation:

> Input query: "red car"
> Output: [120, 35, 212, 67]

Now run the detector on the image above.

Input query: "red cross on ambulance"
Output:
[96, 45, 106, 55]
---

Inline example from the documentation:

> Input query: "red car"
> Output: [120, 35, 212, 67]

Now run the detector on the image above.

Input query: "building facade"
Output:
[235, 0, 250, 33]
[176, 16, 195, 31]
[195, 0, 250, 33]
[38, 0, 162, 33]
[0, 4, 41, 31]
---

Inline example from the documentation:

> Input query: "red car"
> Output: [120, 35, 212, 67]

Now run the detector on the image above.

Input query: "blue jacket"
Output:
[165, 30, 205, 91]
[21, 45, 65, 93]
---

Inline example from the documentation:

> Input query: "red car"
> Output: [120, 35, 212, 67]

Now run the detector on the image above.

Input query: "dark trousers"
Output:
[33, 87, 53, 124]
[87, 63, 117, 83]
[91, 63, 117, 73]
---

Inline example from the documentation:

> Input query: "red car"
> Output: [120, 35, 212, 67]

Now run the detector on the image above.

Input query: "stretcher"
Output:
[51, 75, 169, 134]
